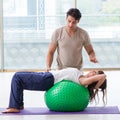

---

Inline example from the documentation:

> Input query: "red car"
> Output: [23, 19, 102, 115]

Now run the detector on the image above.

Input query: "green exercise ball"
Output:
[44, 80, 90, 112]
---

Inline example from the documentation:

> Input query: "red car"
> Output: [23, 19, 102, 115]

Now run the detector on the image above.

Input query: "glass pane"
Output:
[0, 0, 2, 70]
[77, 0, 120, 68]
[3, 0, 75, 70]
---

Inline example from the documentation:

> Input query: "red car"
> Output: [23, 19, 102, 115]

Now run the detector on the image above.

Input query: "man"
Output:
[46, 8, 98, 71]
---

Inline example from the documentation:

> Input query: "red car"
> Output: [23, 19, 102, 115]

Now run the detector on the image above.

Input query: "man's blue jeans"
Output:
[8, 72, 54, 109]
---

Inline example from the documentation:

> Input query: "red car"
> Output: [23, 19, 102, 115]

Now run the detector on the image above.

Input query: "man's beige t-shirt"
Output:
[51, 26, 91, 70]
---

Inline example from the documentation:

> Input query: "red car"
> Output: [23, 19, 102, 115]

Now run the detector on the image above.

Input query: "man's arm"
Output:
[84, 44, 98, 63]
[46, 43, 57, 71]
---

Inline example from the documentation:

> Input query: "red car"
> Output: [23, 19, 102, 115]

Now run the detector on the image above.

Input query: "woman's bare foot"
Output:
[2, 108, 20, 113]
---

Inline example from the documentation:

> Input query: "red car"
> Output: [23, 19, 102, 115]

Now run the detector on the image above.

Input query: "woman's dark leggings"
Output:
[8, 72, 54, 109]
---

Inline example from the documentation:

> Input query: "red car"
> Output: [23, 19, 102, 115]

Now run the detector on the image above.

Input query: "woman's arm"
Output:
[79, 74, 106, 89]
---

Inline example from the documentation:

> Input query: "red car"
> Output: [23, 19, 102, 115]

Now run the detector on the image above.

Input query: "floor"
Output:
[0, 71, 120, 120]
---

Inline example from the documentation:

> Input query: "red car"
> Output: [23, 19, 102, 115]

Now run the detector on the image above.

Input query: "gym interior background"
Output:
[0, 1, 120, 119]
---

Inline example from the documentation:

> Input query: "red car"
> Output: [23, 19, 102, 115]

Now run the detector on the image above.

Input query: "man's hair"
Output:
[66, 8, 82, 21]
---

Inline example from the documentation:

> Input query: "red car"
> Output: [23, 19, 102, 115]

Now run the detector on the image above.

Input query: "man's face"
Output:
[66, 15, 79, 30]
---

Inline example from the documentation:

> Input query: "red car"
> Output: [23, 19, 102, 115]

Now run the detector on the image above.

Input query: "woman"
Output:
[2, 67, 106, 113]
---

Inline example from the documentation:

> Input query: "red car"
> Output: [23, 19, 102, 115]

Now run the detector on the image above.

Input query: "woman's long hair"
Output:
[87, 71, 107, 105]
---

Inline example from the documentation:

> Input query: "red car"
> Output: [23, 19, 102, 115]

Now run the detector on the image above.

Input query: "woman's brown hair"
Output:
[87, 70, 107, 105]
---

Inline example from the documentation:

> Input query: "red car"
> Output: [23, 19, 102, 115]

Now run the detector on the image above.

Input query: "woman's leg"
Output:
[8, 71, 54, 109]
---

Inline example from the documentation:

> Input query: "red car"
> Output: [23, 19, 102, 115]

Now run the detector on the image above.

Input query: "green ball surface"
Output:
[44, 80, 90, 112]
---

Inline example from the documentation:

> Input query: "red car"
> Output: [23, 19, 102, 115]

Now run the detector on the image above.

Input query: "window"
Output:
[0, 0, 120, 71]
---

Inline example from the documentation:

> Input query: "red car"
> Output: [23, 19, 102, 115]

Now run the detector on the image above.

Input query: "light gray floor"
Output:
[0, 71, 120, 119]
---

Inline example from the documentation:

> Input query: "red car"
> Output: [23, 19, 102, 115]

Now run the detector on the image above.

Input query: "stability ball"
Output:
[44, 80, 90, 112]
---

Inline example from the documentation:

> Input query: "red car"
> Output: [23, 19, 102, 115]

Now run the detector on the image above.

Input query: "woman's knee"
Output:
[11, 72, 22, 83]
